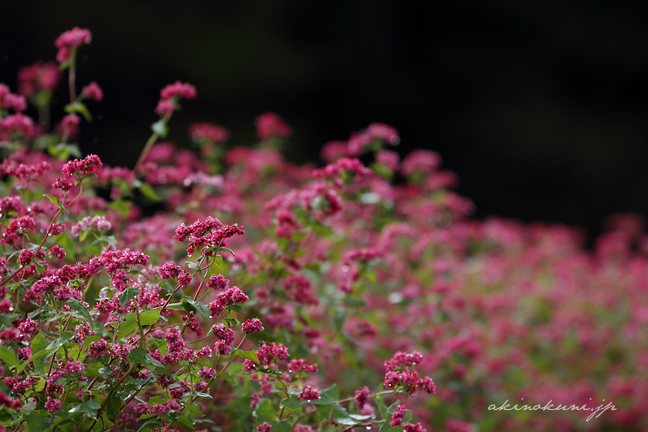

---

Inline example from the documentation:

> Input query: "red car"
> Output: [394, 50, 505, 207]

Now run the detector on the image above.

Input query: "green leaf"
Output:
[117, 309, 160, 339]
[24, 410, 52, 432]
[0, 312, 20, 327]
[20, 399, 38, 413]
[45, 332, 74, 351]
[92, 235, 117, 245]
[106, 391, 122, 419]
[118, 287, 140, 307]
[280, 398, 306, 409]
[56, 233, 76, 260]
[43, 194, 68, 214]
[29, 332, 51, 373]
[379, 403, 401, 432]
[364, 270, 377, 283]
[127, 347, 164, 369]
[140, 308, 161, 326]
[0, 346, 18, 367]
[85, 362, 105, 378]
[98, 366, 114, 379]
[374, 385, 388, 419]
[20, 332, 74, 373]
[333, 307, 348, 333]
[138, 183, 161, 202]
[343, 298, 366, 308]
[253, 400, 276, 424]
[107, 200, 132, 217]
[320, 384, 339, 401]
[216, 371, 235, 385]
[160, 280, 175, 293]
[229, 304, 244, 316]
[68, 299, 92, 323]
[64, 102, 92, 122]
[74, 173, 98, 186]
[235, 348, 260, 363]
[125, 347, 148, 363]
[128, 269, 149, 279]
[31, 332, 49, 356]
[181, 391, 212, 400]
[214, 246, 235, 256]
[185, 262, 200, 272]
[256, 368, 283, 378]
[212, 254, 224, 270]
[116, 314, 138, 340]
[403, 409, 412, 424]
[271, 421, 292, 432]
[47, 143, 82, 160]
[370, 162, 394, 180]
[151, 120, 169, 138]
[69, 399, 101, 419]
[330, 404, 358, 426]
[137, 419, 163, 432]
[184, 298, 210, 323]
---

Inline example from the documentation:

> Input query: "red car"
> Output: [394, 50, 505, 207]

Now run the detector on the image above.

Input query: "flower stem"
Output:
[134, 111, 173, 174]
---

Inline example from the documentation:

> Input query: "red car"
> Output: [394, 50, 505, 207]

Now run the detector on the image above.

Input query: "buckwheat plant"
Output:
[1, 26, 647, 432]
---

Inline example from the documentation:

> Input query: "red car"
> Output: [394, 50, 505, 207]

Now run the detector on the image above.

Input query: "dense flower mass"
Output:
[188, 122, 230, 143]
[0, 84, 27, 112]
[18, 62, 61, 96]
[0, 26, 641, 432]
[255, 111, 292, 140]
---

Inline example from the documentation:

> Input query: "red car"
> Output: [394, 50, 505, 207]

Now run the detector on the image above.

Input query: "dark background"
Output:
[2, 0, 648, 239]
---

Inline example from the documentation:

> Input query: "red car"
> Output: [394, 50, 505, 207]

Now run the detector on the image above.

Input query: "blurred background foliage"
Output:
[2, 0, 648, 239]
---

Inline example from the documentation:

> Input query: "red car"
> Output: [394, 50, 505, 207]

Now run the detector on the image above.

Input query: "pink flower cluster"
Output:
[0, 216, 36, 247]
[81, 82, 103, 101]
[70, 215, 112, 237]
[45, 396, 62, 413]
[18, 62, 60, 96]
[55, 27, 92, 63]
[400, 149, 441, 177]
[99, 248, 149, 275]
[158, 262, 192, 286]
[211, 323, 236, 354]
[207, 274, 229, 291]
[53, 154, 103, 191]
[255, 112, 292, 140]
[0, 114, 38, 140]
[312, 157, 370, 180]
[354, 386, 371, 409]
[298, 386, 321, 401]
[58, 113, 81, 138]
[287, 358, 318, 374]
[390, 405, 407, 427]
[155, 81, 196, 115]
[242, 318, 264, 334]
[0, 84, 27, 112]
[0, 160, 50, 181]
[208, 286, 249, 316]
[348, 123, 400, 155]
[188, 122, 230, 143]
[243, 342, 290, 371]
[173, 217, 245, 256]
[382, 352, 436, 395]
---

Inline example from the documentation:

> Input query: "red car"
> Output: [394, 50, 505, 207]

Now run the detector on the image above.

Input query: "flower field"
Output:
[0, 28, 646, 432]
